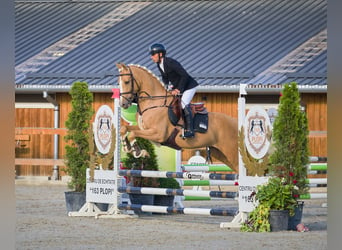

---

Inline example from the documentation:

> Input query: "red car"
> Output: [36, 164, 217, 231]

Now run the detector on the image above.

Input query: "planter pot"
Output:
[269, 210, 289, 232]
[288, 201, 304, 230]
[64, 191, 86, 213]
[129, 194, 154, 215]
[154, 195, 175, 207]
[153, 195, 174, 215]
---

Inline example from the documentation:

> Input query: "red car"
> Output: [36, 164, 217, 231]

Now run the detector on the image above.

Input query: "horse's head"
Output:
[116, 62, 137, 109]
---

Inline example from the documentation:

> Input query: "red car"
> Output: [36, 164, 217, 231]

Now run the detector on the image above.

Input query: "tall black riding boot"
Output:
[183, 104, 195, 138]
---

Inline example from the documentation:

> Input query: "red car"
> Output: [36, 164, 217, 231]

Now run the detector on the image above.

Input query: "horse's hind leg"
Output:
[208, 146, 237, 172]
[205, 147, 213, 163]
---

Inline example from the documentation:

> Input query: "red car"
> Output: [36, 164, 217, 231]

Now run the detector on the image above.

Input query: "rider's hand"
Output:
[171, 89, 180, 96]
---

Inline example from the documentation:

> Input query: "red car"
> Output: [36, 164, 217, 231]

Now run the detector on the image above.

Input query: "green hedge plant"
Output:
[269, 82, 310, 198]
[63, 81, 94, 192]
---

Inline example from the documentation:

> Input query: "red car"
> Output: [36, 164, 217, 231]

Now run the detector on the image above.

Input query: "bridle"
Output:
[118, 66, 138, 107]
[118, 65, 176, 115]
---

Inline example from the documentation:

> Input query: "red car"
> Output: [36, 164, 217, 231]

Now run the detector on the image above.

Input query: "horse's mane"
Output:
[128, 64, 166, 89]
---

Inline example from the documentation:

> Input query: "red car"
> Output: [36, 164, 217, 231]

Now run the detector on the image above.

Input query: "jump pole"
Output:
[181, 164, 234, 172]
[307, 163, 327, 171]
[118, 186, 237, 198]
[180, 179, 238, 186]
[118, 204, 237, 216]
[118, 169, 237, 180]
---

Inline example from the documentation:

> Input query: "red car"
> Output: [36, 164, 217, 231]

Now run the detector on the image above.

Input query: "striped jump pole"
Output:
[180, 179, 238, 186]
[118, 186, 237, 199]
[180, 196, 239, 201]
[119, 170, 237, 180]
[306, 178, 327, 185]
[300, 193, 327, 199]
[118, 204, 237, 216]
[307, 163, 327, 171]
[182, 196, 211, 201]
[181, 164, 234, 172]
[309, 156, 327, 162]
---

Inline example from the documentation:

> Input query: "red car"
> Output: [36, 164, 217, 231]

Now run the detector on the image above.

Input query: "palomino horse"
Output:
[116, 63, 239, 172]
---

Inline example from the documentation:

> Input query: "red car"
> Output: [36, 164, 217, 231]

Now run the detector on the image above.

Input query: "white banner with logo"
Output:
[244, 106, 272, 159]
[93, 105, 114, 154]
[86, 169, 116, 204]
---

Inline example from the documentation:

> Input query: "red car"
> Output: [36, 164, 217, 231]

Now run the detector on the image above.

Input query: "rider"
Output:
[149, 43, 199, 138]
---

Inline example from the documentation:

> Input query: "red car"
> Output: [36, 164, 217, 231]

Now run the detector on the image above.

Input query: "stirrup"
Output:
[182, 129, 195, 139]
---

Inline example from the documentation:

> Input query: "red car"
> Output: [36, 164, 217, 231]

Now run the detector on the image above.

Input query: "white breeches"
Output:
[181, 87, 197, 108]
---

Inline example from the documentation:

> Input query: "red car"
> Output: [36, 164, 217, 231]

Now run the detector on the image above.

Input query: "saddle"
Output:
[168, 96, 208, 133]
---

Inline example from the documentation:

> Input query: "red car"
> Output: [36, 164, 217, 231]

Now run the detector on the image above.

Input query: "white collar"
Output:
[159, 58, 165, 72]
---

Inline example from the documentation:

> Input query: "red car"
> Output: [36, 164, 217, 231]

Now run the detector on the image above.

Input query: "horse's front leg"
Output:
[120, 125, 149, 158]
[120, 125, 133, 153]
[128, 128, 167, 158]
[120, 125, 141, 153]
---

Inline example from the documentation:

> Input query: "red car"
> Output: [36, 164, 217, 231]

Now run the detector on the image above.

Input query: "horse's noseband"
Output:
[118, 67, 137, 106]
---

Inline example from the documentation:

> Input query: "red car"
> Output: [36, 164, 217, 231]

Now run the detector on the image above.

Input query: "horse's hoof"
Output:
[141, 150, 149, 158]
[131, 140, 143, 157]
[121, 143, 132, 153]
[133, 149, 149, 158]
[121, 137, 132, 152]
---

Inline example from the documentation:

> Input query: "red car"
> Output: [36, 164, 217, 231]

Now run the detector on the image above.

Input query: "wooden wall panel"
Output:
[302, 93, 327, 157]
[308, 137, 327, 157]
[56, 93, 71, 164]
[93, 93, 113, 111]
[302, 93, 327, 131]
[15, 108, 55, 176]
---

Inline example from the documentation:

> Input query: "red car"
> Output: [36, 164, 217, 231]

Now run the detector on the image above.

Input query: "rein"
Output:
[118, 66, 176, 115]
[137, 93, 174, 115]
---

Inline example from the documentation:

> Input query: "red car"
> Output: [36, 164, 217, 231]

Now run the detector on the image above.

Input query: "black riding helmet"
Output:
[149, 43, 166, 56]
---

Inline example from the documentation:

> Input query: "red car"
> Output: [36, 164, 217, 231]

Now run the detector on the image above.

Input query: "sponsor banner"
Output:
[86, 169, 116, 204]
[239, 176, 269, 212]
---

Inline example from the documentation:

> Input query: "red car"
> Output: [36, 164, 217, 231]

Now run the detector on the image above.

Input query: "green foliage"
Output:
[240, 204, 270, 232]
[256, 177, 296, 215]
[269, 82, 310, 197]
[241, 177, 296, 232]
[63, 82, 94, 192]
[122, 137, 160, 187]
[158, 177, 180, 189]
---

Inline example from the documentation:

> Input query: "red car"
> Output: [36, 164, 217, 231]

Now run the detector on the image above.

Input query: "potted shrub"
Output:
[122, 137, 159, 214]
[268, 82, 310, 230]
[241, 177, 297, 232]
[63, 81, 94, 213]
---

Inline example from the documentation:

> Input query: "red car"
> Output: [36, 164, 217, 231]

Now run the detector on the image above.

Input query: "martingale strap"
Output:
[161, 128, 181, 150]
